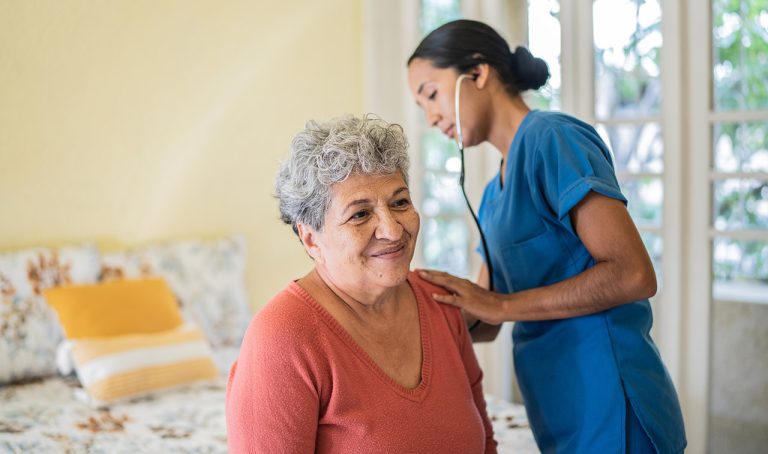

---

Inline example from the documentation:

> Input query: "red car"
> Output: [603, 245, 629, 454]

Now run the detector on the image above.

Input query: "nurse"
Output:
[407, 19, 686, 453]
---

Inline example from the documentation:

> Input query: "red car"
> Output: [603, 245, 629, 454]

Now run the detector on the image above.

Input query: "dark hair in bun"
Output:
[408, 19, 549, 96]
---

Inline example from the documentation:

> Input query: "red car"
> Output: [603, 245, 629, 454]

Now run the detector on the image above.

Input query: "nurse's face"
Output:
[407, 58, 489, 148]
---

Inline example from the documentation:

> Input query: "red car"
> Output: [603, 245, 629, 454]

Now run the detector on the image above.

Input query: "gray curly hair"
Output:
[276, 114, 410, 235]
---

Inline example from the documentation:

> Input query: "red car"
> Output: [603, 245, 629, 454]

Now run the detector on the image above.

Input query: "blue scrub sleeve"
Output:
[531, 125, 627, 222]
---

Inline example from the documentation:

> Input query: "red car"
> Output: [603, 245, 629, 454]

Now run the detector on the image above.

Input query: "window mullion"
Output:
[709, 109, 768, 122]
[683, 0, 714, 451]
[616, 172, 664, 180]
[576, 0, 595, 121]
[657, 0, 685, 389]
[710, 171, 768, 180]
[558, 0, 578, 115]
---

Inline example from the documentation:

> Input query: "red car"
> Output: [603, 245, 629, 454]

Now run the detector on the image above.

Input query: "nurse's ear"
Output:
[468, 59, 492, 91]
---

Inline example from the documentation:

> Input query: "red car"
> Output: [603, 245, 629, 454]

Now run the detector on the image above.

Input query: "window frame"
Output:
[362, 1, 768, 449]
[555, 0, 685, 386]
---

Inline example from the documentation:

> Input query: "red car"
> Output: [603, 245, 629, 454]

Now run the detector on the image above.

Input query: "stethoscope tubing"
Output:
[454, 74, 494, 332]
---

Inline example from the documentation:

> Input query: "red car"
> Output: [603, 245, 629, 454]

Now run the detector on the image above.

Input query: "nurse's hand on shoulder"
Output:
[417, 269, 505, 325]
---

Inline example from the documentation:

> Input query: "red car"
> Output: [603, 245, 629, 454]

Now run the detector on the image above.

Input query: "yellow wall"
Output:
[0, 0, 363, 310]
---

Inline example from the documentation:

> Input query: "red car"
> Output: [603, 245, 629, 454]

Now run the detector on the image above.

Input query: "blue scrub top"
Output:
[476, 110, 686, 453]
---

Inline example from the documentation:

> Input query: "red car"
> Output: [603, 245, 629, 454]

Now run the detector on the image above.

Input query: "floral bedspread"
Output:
[0, 376, 228, 454]
[0, 377, 537, 454]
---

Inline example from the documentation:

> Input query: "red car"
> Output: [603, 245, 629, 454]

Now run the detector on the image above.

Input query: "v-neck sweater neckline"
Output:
[286, 275, 433, 402]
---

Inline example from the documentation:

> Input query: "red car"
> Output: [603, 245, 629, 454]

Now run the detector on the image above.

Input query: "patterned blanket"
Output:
[0, 376, 537, 453]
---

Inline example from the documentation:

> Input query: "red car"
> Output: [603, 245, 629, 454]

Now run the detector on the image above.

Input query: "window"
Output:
[528, 1, 665, 289]
[526, 0, 562, 111]
[707, 0, 768, 451]
[593, 0, 665, 287]
[523, 1, 768, 450]
[418, 0, 471, 278]
[710, 0, 768, 304]
[366, 1, 767, 448]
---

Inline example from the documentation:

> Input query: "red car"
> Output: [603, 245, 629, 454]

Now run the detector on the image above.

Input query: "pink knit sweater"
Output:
[226, 272, 497, 453]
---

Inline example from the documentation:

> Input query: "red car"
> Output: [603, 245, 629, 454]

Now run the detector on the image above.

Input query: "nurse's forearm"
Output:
[469, 321, 502, 342]
[495, 192, 658, 321]
[497, 259, 656, 321]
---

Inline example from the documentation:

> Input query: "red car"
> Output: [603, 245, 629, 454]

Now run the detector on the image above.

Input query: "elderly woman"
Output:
[226, 115, 496, 453]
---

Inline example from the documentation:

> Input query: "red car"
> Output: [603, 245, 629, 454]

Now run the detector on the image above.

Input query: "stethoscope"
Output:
[454, 73, 494, 331]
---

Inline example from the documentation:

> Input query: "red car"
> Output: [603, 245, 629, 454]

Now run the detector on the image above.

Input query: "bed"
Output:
[0, 238, 538, 453]
[0, 370, 537, 453]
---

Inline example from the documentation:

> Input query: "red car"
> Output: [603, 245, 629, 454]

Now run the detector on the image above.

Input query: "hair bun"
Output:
[409, 20, 548, 97]
[511, 46, 550, 91]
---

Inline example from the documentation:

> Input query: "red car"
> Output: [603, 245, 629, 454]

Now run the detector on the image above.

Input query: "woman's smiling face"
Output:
[302, 172, 420, 293]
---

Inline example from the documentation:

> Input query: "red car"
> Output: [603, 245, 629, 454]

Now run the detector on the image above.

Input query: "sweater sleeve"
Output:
[411, 272, 498, 452]
[421, 272, 498, 454]
[454, 311, 498, 454]
[226, 296, 322, 453]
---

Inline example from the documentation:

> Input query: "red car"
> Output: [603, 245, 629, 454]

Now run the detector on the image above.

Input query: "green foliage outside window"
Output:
[713, 0, 768, 111]
[712, 0, 768, 288]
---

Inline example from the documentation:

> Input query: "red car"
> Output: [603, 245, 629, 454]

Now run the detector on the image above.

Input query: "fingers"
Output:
[431, 292, 460, 306]
[434, 292, 492, 324]
[417, 269, 462, 289]
[417, 268, 444, 280]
